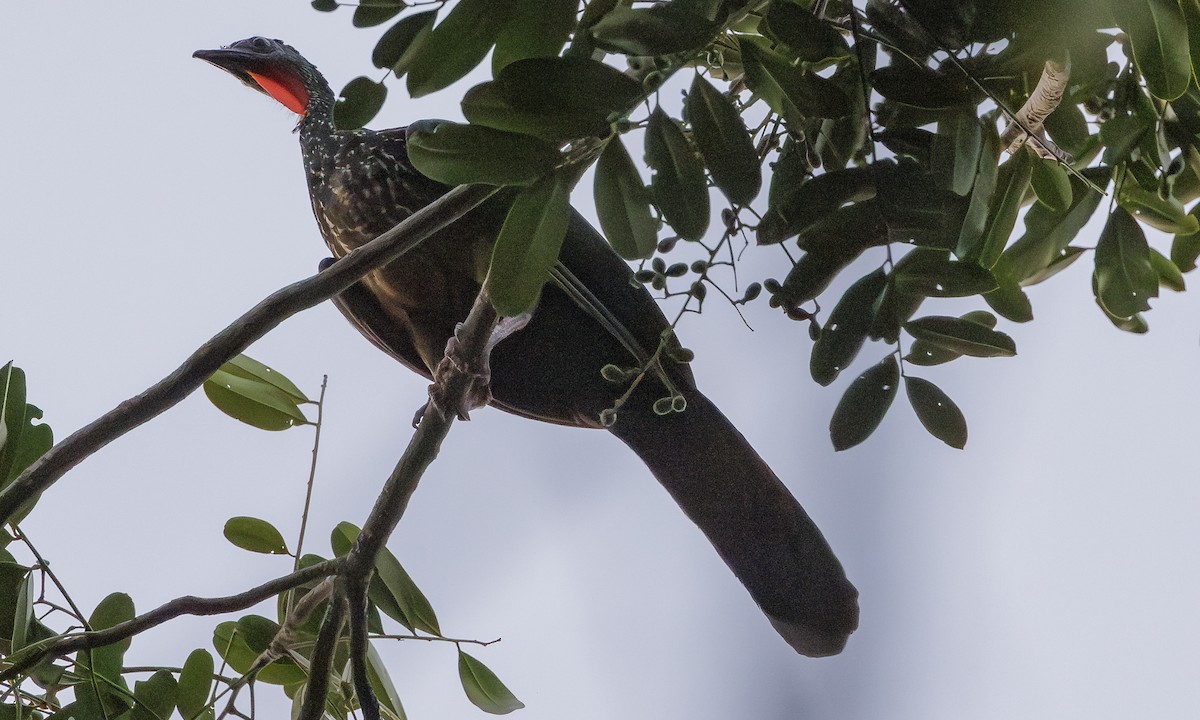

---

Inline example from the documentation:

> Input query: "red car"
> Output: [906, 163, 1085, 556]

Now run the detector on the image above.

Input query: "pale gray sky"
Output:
[3, 3, 1199, 719]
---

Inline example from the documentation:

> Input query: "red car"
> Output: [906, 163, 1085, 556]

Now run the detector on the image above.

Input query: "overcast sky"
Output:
[3, 3, 1199, 719]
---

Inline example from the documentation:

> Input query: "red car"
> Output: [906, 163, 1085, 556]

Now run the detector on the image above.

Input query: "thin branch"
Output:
[295, 591, 348, 720]
[0, 183, 501, 526]
[289, 375, 328, 614]
[0, 560, 340, 682]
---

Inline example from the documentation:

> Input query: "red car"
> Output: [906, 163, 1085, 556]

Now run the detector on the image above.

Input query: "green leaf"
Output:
[130, 669, 177, 720]
[870, 61, 975, 109]
[905, 340, 961, 366]
[982, 255, 1034, 323]
[904, 315, 1017, 357]
[1020, 246, 1087, 286]
[686, 75, 761, 205]
[1149, 247, 1186, 291]
[932, 111, 982, 196]
[829, 355, 899, 451]
[333, 77, 387, 131]
[221, 355, 308, 403]
[972, 146, 1032, 268]
[1117, 182, 1200, 234]
[0, 364, 54, 496]
[311, 0, 338, 11]
[1107, 0, 1190, 100]
[407, 122, 560, 186]
[223, 516, 290, 555]
[177, 649, 215, 720]
[212, 619, 306, 685]
[486, 171, 572, 316]
[810, 268, 887, 386]
[589, 4, 718, 55]
[955, 124, 1000, 257]
[492, 0, 577, 71]
[1182, 0, 1200, 87]
[905, 376, 967, 449]
[373, 11, 438, 77]
[594, 138, 658, 259]
[1004, 167, 1108, 281]
[81, 592, 135, 684]
[354, 1, 406, 28]
[373, 548, 440, 636]
[892, 254, 998, 297]
[740, 39, 852, 121]
[458, 649, 525, 714]
[203, 368, 308, 431]
[462, 57, 641, 141]
[763, 0, 849, 64]
[10, 571, 33, 652]
[645, 107, 709, 240]
[366, 644, 408, 720]
[407, 0, 516, 97]
[1172, 226, 1200, 272]
[1094, 207, 1159, 318]
[759, 167, 875, 244]
[1030, 157, 1072, 211]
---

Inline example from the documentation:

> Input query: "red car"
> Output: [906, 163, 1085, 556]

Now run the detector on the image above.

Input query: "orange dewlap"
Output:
[249, 71, 308, 115]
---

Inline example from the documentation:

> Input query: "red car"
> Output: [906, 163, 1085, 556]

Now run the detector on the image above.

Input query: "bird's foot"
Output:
[417, 313, 532, 425]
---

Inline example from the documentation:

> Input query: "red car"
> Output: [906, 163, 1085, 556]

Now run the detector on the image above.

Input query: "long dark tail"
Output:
[608, 389, 859, 657]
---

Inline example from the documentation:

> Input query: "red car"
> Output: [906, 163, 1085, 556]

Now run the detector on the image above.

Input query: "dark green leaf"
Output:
[1107, 0, 1190, 100]
[223, 516, 290, 555]
[462, 57, 641, 141]
[810, 268, 887, 386]
[1117, 182, 1200, 234]
[759, 167, 874, 244]
[905, 315, 1017, 357]
[203, 368, 307, 431]
[971, 147, 1032, 268]
[1183, 0, 1200, 93]
[1094, 207, 1158, 318]
[932, 111, 982, 196]
[646, 107, 709, 240]
[892, 254, 998, 297]
[594, 138, 658, 259]
[1150, 247, 1186, 291]
[829, 355, 899, 451]
[486, 171, 572, 316]
[10, 572, 33, 652]
[407, 122, 560, 186]
[213, 619, 306, 685]
[763, 0, 849, 64]
[0, 364, 53, 500]
[740, 39, 853, 121]
[311, 0, 338, 11]
[1172, 225, 1200, 272]
[904, 340, 961, 366]
[329, 521, 441, 636]
[686, 75, 761, 205]
[1004, 167, 1108, 281]
[366, 644, 408, 720]
[954, 123, 1000, 257]
[177, 649, 215, 720]
[905, 376, 967, 449]
[982, 255, 1034, 323]
[221, 355, 308, 403]
[870, 61, 976, 109]
[458, 650, 525, 714]
[354, 1, 406, 28]
[492, 0, 577, 71]
[333, 77, 387, 131]
[130, 670, 177, 720]
[373, 11, 438, 76]
[1021, 246, 1086, 286]
[1030, 157, 1072, 211]
[407, 0, 516, 97]
[589, 4, 718, 55]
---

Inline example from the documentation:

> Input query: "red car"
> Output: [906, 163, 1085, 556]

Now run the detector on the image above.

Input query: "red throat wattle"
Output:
[248, 71, 309, 116]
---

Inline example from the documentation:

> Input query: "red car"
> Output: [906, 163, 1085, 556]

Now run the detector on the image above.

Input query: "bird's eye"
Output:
[251, 37, 273, 51]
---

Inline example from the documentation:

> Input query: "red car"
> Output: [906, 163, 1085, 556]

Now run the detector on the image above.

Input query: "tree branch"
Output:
[0, 560, 340, 682]
[0, 184, 500, 525]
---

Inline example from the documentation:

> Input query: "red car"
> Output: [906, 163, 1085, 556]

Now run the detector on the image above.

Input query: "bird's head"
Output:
[194, 37, 332, 118]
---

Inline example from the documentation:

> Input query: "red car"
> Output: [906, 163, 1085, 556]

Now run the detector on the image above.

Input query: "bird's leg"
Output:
[418, 312, 532, 424]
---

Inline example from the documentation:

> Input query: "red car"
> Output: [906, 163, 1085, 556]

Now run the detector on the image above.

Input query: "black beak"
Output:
[193, 47, 268, 95]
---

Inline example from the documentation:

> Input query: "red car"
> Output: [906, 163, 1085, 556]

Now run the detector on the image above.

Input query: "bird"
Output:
[194, 36, 858, 657]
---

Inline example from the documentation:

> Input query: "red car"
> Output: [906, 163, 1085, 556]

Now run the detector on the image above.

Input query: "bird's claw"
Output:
[418, 313, 532, 424]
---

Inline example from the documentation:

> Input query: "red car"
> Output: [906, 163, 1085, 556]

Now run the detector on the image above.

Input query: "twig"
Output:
[295, 590, 348, 720]
[0, 183, 501, 526]
[0, 560, 340, 682]
[289, 375, 328, 614]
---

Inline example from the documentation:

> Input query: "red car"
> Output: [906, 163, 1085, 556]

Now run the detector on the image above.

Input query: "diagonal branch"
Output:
[0, 183, 500, 525]
[0, 559, 340, 682]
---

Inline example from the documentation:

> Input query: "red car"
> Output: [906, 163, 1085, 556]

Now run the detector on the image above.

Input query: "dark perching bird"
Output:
[194, 37, 858, 656]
